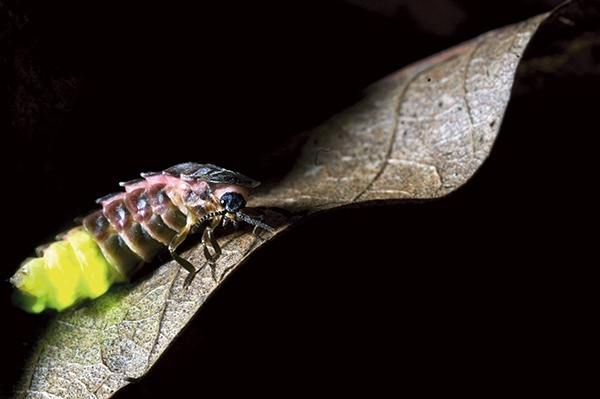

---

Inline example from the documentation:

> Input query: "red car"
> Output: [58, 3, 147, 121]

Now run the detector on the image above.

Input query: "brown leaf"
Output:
[250, 14, 546, 212]
[12, 6, 574, 399]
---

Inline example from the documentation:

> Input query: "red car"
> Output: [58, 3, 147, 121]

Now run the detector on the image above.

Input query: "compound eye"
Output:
[220, 192, 246, 213]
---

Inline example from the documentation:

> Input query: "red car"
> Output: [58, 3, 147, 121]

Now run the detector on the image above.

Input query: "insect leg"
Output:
[202, 218, 223, 281]
[201, 227, 221, 264]
[169, 215, 205, 288]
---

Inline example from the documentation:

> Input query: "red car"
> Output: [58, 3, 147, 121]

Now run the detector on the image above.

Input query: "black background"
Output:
[1, 0, 594, 397]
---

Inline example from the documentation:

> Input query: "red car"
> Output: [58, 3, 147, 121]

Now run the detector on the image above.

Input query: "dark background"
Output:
[1, 0, 594, 397]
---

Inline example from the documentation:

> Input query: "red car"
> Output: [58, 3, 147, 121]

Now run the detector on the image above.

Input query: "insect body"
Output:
[11, 163, 273, 313]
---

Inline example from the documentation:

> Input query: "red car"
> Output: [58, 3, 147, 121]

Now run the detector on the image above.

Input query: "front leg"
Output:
[202, 217, 223, 281]
[169, 214, 206, 288]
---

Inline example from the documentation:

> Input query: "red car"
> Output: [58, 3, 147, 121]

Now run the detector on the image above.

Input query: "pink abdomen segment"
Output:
[82, 183, 187, 279]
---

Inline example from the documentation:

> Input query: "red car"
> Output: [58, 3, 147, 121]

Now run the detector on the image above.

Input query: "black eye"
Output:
[220, 192, 246, 213]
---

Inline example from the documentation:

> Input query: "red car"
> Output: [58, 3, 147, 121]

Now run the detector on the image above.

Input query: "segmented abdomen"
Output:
[12, 182, 193, 313]
[83, 183, 189, 277]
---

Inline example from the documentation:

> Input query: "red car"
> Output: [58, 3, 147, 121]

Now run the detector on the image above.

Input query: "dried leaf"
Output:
[11, 7, 568, 399]
[250, 14, 546, 211]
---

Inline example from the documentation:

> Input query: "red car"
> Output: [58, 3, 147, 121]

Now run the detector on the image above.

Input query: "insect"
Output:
[10, 162, 273, 313]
